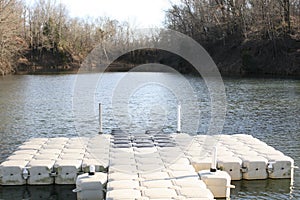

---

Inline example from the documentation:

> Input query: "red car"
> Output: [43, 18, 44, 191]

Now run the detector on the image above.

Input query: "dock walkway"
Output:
[0, 132, 295, 199]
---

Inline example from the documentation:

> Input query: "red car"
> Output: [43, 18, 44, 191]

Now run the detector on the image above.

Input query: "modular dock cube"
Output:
[27, 160, 55, 185]
[199, 170, 233, 199]
[0, 160, 29, 185]
[54, 160, 82, 184]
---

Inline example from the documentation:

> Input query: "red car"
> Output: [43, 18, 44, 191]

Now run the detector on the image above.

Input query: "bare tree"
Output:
[0, 0, 24, 75]
[165, 0, 300, 42]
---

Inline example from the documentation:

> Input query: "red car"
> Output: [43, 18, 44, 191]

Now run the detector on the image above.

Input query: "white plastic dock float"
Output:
[267, 155, 294, 179]
[199, 170, 233, 198]
[27, 159, 55, 185]
[106, 189, 143, 200]
[0, 160, 29, 185]
[54, 159, 82, 184]
[0, 133, 296, 200]
[241, 155, 269, 180]
[217, 156, 243, 180]
[73, 169, 107, 200]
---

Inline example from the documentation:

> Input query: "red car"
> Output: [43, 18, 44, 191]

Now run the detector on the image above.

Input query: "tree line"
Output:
[164, 0, 300, 75]
[165, 0, 300, 42]
[1, 0, 299, 76]
[0, 0, 148, 75]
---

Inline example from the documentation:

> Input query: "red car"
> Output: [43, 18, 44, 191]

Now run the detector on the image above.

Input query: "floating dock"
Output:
[0, 132, 295, 199]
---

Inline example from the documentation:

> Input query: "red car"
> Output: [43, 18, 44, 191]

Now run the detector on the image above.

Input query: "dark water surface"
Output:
[0, 73, 299, 199]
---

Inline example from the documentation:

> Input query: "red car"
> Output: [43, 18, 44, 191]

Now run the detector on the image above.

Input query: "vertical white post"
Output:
[177, 104, 181, 133]
[211, 146, 217, 172]
[99, 103, 102, 134]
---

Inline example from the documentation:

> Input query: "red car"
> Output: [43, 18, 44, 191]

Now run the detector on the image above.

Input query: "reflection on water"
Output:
[0, 74, 299, 199]
[0, 185, 76, 200]
[232, 179, 293, 200]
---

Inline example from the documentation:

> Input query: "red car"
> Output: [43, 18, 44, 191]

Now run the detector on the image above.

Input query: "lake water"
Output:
[0, 73, 299, 199]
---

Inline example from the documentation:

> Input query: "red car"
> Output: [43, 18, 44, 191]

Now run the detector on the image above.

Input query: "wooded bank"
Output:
[0, 0, 299, 76]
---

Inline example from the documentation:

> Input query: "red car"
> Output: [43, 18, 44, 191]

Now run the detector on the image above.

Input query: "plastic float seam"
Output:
[49, 171, 57, 177]
[267, 161, 276, 173]
[241, 167, 248, 173]
[22, 168, 30, 180]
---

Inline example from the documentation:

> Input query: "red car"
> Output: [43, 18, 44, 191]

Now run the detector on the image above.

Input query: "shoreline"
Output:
[14, 69, 300, 79]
